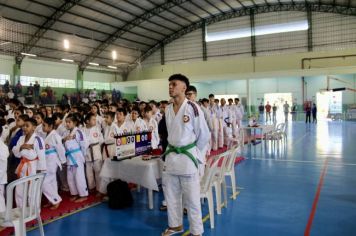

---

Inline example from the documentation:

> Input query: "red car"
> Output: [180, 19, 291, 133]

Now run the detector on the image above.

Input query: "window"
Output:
[0, 74, 10, 85]
[83, 81, 111, 90]
[205, 20, 308, 42]
[20, 76, 76, 88]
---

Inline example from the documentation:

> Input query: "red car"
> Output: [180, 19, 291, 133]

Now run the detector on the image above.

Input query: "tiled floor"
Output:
[28, 121, 356, 236]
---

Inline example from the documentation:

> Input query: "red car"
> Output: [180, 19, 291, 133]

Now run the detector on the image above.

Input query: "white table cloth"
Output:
[100, 156, 162, 209]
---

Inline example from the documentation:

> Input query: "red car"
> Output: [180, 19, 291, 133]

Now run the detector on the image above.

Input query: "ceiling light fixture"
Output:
[21, 52, 37, 57]
[61, 58, 74, 62]
[89, 62, 99, 66]
[0, 41, 11, 46]
[64, 39, 70, 49]
[112, 50, 117, 60]
[107, 65, 117, 69]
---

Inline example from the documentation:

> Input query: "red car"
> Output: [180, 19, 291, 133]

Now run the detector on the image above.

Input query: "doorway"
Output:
[316, 91, 342, 120]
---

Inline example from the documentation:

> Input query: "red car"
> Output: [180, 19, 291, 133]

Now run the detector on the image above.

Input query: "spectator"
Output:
[312, 103, 317, 123]
[265, 101, 271, 122]
[258, 103, 264, 122]
[61, 94, 69, 105]
[3, 80, 9, 93]
[305, 103, 311, 123]
[111, 89, 117, 103]
[7, 88, 14, 99]
[34, 80, 40, 102]
[291, 103, 298, 121]
[15, 81, 22, 97]
[272, 103, 277, 122]
[283, 101, 290, 122]
[90, 88, 97, 101]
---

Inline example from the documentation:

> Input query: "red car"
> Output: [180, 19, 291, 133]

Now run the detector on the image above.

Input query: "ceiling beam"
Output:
[16, 0, 82, 64]
[97, 0, 175, 32]
[203, 0, 225, 14]
[28, 0, 167, 38]
[189, 1, 214, 17]
[79, 0, 191, 70]
[1, 16, 144, 53]
[122, 0, 186, 27]
[0, 3, 157, 48]
[145, 0, 194, 24]
[76, 3, 166, 37]
[136, 2, 356, 67]
[221, 0, 236, 11]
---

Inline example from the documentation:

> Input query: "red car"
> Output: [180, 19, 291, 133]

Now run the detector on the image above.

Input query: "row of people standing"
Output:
[0, 98, 165, 212]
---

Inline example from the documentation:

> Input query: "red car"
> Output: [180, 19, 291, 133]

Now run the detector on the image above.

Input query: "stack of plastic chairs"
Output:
[211, 150, 232, 215]
[200, 152, 227, 229]
[224, 146, 241, 201]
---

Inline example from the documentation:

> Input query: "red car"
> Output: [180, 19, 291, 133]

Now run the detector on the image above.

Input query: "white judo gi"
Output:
[56, 123, 70, 192]
[56, 123, 67, 138]
[163, 99, 210, 235]
[35, 124, 47, 140]
[145, 118, 159, 149]
[12, 133, 46, 207]
[83, 126, 104, 191]
[0, 139, 9, 212]
[127, 118, 147, 133]
[208, 105, 218, 151]
[42, 130, 66, 205]
[63, 127, 89, 197]
[99, 123, 120, 194]
[102, 123, 120, 159]
[235, 103, 244, 128]
[154, 111, 162, 124]
[95, 114, 104, 129]
[1, 125, 9, 142]
[222, 105, 235, 147]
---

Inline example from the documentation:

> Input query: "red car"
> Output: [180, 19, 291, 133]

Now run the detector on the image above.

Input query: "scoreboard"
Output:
[114, 131, 152, 160]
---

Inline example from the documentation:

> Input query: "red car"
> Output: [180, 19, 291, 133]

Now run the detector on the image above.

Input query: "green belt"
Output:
[164, 142, 198, 168]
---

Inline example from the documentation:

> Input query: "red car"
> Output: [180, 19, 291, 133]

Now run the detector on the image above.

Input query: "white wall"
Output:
[0, 55, 14, 75]
[83, 71, 117, 82]
[21, 58, 77, 80]
[0, 56, 118, 83]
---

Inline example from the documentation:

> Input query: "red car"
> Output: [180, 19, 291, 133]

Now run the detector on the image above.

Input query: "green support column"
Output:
[13, 63, 21, 86]
[76, 69, 84, 91]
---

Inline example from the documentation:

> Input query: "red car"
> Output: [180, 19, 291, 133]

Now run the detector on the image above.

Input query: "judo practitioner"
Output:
[161, 74, 210, 236]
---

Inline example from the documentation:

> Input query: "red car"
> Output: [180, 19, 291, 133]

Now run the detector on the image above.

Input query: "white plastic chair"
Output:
[224, 146, 241, 201]
[0, 173, 46, 236]
[200, 153, 224, 229]
[237, 128, 245, 152]
[266, 123, 286, 148]
[211, 150, 232, 215]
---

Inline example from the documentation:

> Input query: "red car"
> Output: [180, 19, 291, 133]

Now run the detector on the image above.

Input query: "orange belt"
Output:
[16, 157, 38, 178]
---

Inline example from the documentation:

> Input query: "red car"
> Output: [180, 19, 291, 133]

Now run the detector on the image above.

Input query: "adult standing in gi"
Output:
[162, 74, 210, 236]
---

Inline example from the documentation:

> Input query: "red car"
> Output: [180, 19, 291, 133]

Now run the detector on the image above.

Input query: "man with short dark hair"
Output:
[162, 74, 209, 236]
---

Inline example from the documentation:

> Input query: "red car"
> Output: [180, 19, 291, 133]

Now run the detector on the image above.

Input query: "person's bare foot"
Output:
[50, 203, 60, 210]
[70, 196, 78, 202]
[74, 197, 88, 203]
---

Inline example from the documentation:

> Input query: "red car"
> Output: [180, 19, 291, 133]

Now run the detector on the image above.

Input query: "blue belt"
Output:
[65, 148, 81, 167]
[45, 148, 57, 155]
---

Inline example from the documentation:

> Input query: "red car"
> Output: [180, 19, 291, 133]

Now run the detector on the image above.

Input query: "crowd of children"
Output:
[0, 89, 244, 213]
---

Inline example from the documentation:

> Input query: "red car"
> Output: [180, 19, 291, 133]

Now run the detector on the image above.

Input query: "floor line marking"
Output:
[304, 158, 329, 236]
[250, 157, 356, 166]
[293, 133, 308, 146]
[27, 202, 102, 232]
